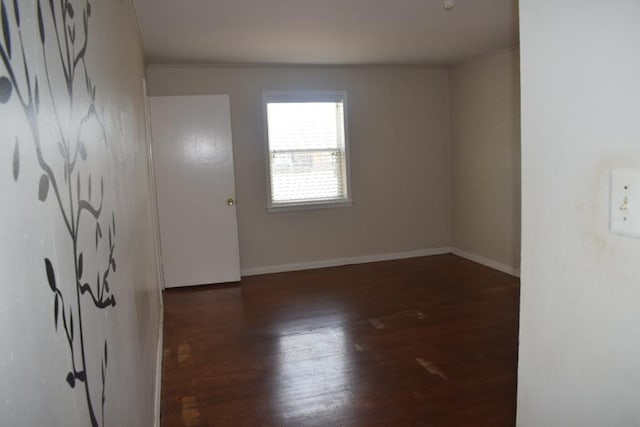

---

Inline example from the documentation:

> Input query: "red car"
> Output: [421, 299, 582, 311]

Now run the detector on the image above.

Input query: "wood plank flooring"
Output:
[160, 254, 520, 426]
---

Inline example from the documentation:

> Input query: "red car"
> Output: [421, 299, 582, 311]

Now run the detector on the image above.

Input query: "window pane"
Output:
[271, 150, 345, 203]
[265, 94, 350, 207]
[267, 102, 343, 151]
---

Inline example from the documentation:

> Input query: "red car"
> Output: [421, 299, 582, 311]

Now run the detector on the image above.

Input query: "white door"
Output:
[149, 95, 240, 287]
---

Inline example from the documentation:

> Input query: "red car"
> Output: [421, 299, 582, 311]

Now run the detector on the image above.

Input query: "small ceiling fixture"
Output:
[443, 0, 455, 11]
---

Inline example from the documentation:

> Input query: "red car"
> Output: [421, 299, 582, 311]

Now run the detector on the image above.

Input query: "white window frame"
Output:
[262, 90, 353, 212]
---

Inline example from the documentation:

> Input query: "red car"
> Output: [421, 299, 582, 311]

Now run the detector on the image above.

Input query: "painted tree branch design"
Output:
[1, 1, 116, 426]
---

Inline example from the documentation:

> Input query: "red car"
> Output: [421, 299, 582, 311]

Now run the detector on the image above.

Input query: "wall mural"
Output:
[1, 1, 116, 426]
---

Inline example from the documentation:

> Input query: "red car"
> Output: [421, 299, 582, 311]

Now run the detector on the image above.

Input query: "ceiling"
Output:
[133, 0, 518, 66]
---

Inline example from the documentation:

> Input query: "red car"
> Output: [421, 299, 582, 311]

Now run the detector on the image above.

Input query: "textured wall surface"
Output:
[450, 49, 521, 271]
[518, 1, 640, 425]
[0, 0, 161, 425]
[147, 66, 451, 270]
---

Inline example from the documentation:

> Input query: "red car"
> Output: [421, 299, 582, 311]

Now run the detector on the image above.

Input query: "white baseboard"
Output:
[240, 247, 451, 277]
[153, 305, 164, 427]
[449, 247, 520, 277]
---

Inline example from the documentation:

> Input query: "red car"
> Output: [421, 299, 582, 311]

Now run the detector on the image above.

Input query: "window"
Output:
[263, 91, 352, 211]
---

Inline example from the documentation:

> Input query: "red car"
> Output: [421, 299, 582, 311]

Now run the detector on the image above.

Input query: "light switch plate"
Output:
[610, 170, 640, 238]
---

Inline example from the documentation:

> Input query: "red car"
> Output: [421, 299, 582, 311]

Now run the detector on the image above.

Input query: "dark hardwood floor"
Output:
[160, 254, 520, 426]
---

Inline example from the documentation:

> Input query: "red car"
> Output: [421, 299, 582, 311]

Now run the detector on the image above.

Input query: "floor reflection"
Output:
[275, 325, 353, 422]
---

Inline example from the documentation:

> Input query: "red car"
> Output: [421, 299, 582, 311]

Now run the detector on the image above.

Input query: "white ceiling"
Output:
[133, 0, 518, 66]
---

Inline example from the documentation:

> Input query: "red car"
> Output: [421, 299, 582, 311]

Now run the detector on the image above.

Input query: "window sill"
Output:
[267, 199, 353, 213]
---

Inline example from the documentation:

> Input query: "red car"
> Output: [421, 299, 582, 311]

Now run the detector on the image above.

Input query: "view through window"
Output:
[264, 92, 351, 209]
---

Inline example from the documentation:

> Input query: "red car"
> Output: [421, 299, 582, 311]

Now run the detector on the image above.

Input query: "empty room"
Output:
[1, 0, 639, 426]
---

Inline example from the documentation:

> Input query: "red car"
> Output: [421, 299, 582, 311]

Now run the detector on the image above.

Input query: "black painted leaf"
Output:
[111, 259, 116, 273]
[12, 138, 18, 181]
[0, 76, 12, 104]
[78, 140, 87, 160]
[78, 253, 83, 278]
[38, 174, 49, 201]
[45, 258, 56, 291]
[101, 363, 104, 384]
[1, 0, 10, 58]
[53, 294, 59, 330]
[110, 296, 116, 307]
[65, 2, 73, 18]
[36, 0, 44, 43]
[34, 78, 39, 112]
[66, 372, 75, 388]
[100, 176, 104, 197]
[76, 371, 85, 382]
[95, 227, 98, 249]
[104, 279, 109, 292]
[76, 172, 80, 201]
[112, 213, 116, 235]
[88, 175, 92, 200]
[63, 163, 68, 182]
[104, 341, 108, 366]
[11, 0, 18, 26]
[97, 223, 102, 238]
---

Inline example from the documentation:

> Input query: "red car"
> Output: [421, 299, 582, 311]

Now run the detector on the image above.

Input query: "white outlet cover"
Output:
[610, 169, 640, 238]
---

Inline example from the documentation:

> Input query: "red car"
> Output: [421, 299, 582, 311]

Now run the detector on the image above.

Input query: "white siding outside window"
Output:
[263, 91, 352, 211]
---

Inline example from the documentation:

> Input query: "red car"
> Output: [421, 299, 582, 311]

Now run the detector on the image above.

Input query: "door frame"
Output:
[142, 78, 166, 291]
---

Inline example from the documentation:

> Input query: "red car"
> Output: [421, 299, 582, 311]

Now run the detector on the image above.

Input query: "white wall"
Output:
[0, 0, 161, 425]
[146, 66, 451, 271]
[450, 49, 521, 273]
[518, 1, 640, 425]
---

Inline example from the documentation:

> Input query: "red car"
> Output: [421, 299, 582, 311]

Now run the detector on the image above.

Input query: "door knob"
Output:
[227, 198, 235, 206]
